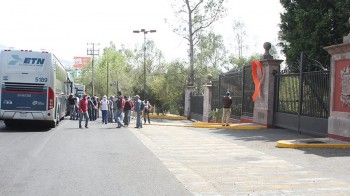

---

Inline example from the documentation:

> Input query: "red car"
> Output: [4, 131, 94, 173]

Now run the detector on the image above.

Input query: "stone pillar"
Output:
[202, 85, 212, 122]
[324, 23, 350, 141]
[253, 42, 283, 126]
[184, 86, 195, 118]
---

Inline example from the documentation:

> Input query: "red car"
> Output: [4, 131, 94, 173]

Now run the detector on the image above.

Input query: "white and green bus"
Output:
[0, 49, 70, 128]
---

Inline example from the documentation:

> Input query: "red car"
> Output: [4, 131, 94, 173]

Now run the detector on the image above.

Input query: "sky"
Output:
[0, 0, 284, 67]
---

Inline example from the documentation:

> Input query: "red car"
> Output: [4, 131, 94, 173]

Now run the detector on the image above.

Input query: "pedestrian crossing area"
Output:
[131, 127, 350, 195]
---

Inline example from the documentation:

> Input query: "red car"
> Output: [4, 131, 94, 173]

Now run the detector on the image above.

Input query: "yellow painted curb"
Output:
[194, 122, 267, 130]
[276, 140, 350, 148]
[149, 115, 187, 120]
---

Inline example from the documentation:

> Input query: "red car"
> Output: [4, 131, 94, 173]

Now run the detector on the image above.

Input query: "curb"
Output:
[147, 122, 267, 130]
[193, 122, 267, 130]
[276, 140, 350, 148]
[149, 115, 187, 120]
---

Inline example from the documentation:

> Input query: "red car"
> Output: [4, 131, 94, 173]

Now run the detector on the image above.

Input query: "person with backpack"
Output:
[115, 91, 125, 128]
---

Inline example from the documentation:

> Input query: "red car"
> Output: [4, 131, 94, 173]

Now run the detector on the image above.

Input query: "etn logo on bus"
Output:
[9, 55, 45, 65]
[24, 58, 45, 64]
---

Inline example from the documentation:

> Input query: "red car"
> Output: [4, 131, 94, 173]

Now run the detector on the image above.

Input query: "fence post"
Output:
[324, 20, 350, 141]
[202, 84, 212, 122]
[184, 86, 195, 118]
[253, 42, 283, 126]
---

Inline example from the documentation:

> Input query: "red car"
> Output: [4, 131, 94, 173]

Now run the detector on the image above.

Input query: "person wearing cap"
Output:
[134, 95, 143, 129]
[222, 91, 233, 126]
[101, 95, 109, 124]
[79, 93, 89, 128]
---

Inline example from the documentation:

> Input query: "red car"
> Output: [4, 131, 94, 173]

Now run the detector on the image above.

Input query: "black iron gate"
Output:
[190, 94, 204, 121]
[212, 65, 254, 120]
[242, 65, 254, 117]
[274, 54, 330, 136]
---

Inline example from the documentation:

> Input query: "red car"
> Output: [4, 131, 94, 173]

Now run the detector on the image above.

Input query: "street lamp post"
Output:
[133, 29, 156, 100]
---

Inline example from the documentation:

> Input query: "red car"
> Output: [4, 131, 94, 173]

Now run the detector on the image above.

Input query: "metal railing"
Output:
[275, 70, 330, 118]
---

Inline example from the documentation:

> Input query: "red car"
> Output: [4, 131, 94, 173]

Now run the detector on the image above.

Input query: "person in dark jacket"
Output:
[68, 94, 75, 120]
[87, 96, 95, 121]
[92, 96, 98, 121]
[222, 91, 233, 126]
[123, 96, 132, 127]
[143, 100, 152, 124]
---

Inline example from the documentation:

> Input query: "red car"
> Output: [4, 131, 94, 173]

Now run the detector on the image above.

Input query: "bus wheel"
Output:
[50, 121, 56, 128]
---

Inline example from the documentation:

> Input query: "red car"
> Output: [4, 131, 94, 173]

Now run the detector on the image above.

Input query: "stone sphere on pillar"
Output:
[262, 42, 273, 60]
[207, 74, 212, 85]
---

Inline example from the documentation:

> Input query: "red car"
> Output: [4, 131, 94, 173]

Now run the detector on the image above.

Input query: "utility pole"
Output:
[87, 43, 100, 96]
[106, 61, 109, 96]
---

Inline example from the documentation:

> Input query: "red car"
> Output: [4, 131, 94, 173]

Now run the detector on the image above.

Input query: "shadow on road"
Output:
[0, 120, 51, 132]
[207, 128, 350, 157]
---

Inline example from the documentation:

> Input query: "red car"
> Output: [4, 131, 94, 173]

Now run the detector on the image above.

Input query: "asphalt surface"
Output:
[1, 118, 350, 195]
[0, 119, 191, 196]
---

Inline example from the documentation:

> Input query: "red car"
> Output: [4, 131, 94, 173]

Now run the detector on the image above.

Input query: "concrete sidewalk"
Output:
[147, 118, 350, 149]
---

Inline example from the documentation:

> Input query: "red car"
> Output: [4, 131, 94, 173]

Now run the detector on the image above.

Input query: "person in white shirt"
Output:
[101, 95, 110, 124]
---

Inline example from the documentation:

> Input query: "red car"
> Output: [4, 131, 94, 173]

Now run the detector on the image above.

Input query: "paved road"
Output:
[0, 119, 191, 196]
[1, 118, 350, 195]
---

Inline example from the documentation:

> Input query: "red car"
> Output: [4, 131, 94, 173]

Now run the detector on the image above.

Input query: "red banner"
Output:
[252, 61, 264, 101]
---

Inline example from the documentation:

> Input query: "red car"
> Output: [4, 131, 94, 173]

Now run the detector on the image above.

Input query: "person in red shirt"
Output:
[79, 93, 89, 128]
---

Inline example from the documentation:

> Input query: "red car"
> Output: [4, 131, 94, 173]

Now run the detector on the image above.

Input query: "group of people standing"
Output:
[69, 91, 152, 129]
[68, 94, 100, 122]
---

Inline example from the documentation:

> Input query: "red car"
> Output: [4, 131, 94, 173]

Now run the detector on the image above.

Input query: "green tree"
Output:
[150, 59, 188, 115]
[131, 39, 166, 100]
[228, 54, 260, 71]
[196, 32, 229, 76]
[79, 42, 133, 97]
[194, 31, 229, 93]
[170, 0, 226, 86]
[278, 0, 350, 70]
